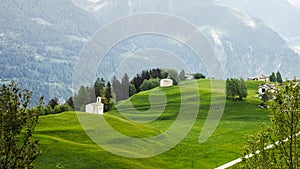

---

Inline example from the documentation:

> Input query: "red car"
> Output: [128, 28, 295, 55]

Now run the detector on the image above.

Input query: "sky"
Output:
[287, 0, 300, 7]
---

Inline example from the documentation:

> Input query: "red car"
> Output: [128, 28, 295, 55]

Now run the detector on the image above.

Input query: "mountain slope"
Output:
[215, 0, 300, 54]
[0, 0, 100, 102]
[34, 80, 270, 168]
[1, 0, 300, 102]
[85, 0, 300, 79]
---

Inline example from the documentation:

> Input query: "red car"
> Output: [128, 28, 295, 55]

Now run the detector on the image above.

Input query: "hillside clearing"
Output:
[34, 80, 269, 168]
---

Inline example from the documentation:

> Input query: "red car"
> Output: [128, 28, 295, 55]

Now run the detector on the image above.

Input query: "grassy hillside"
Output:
[34, 79, 269, 168]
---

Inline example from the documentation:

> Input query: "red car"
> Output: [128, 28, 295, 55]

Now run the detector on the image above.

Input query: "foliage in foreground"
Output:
[0, 81, 43, 169]
[239, 80, 300, 168]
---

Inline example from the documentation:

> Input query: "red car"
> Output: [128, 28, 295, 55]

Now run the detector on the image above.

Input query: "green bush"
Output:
[140, 78, 160, 91]
[129, 84, 137, 97]
[194, 73, 206, 79]
[43, 103, 72, 115]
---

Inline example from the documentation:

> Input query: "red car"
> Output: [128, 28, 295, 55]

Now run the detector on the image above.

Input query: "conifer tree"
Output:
[269, 72, 277, 82]
[121, 73, 129, 100]
[276, 71, 283, 83]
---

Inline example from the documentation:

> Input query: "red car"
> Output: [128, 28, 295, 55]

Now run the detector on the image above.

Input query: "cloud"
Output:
[287, 0, 300, 7]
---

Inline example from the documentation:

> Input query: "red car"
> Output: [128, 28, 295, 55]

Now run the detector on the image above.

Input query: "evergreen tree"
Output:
[74, 86, 92, 111]
[131, 74, 142, 93]
[121, 73, 129, 100]
[48, 97, 58, 109]
[66, 96, 74, 109]
[141, 70, 151, 81]
[269, 72, 277, 82]
[104, 81, 113, 111]
[156, 68, 162, 79]
[105, 81, 112, 101]
[94, 77, 105, 98]
[87, 86, 96, 103]
[238, 78, 248, 99]
[226, 79, 232, 98]
[112, 76, 122, 102]
[232, 78, 239, 99]
[276, 71, 283, 83]
[179, 69, 186, 81]
[150, 68, 159, 79]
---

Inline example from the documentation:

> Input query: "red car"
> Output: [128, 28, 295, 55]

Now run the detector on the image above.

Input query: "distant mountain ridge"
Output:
[0, 0, 100, 103]
[215, 0, 300, 54]
[80, 0, 300, 78]
[1, 0, 300, 103]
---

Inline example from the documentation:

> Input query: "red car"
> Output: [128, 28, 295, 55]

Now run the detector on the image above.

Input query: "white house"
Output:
[160, 76, 173, 87]
[85, 97, 104, 114]
[248, 74, 270, 82]
[184, 74, 194, 80]
[258, 83, 276, 95]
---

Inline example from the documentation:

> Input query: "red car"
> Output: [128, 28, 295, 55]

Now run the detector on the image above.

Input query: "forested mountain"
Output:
[0, 0, 100, 103]
[1, 0, 300, 103]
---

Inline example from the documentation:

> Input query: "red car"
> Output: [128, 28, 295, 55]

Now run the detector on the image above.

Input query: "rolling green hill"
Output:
[33, 79, 269, 168]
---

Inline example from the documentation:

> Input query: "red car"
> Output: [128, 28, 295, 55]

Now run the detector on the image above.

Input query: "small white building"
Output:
[248, 74, 270, 82]
[160, 76, 173, 87]
[258, 83, 276, 95]
[85, 97, 104, 114]
[184, 74, 194, 80]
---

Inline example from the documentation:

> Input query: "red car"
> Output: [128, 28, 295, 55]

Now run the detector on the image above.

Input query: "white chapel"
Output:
[85, 97, 104, 114]
[160, 75, 173, 87]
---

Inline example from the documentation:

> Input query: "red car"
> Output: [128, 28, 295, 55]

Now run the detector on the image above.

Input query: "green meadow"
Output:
[34, 80, 270, 169]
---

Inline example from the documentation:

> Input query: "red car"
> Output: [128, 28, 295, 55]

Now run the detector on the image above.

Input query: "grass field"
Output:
[33, 79, 270, 169]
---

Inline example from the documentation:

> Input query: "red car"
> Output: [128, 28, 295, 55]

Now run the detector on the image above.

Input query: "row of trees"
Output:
[73, 78, 113, 112]
[41, 97, 74, 115]
[269, 71, 283, 83]
[43, 68, 188, 113]
[130, 68, 164, 94]
[43, 68, 206, 113]
[111, 69, 207, 102]
[112, 74, 131, 102]
[112, 68, 183, 102]
[226, 78, 248, 100]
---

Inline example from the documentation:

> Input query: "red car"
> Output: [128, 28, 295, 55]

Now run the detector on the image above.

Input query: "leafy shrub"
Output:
[194, 73, 206, 79]
[140, 78, 160, 91]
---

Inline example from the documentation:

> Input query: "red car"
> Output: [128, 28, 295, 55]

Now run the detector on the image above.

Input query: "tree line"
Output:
[112, 68, 185, 102]
[72, 78, 113, 112]
[226, 78, 248, 100]
[269, 71, 283, 83]
[44, 68, 206, 112]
